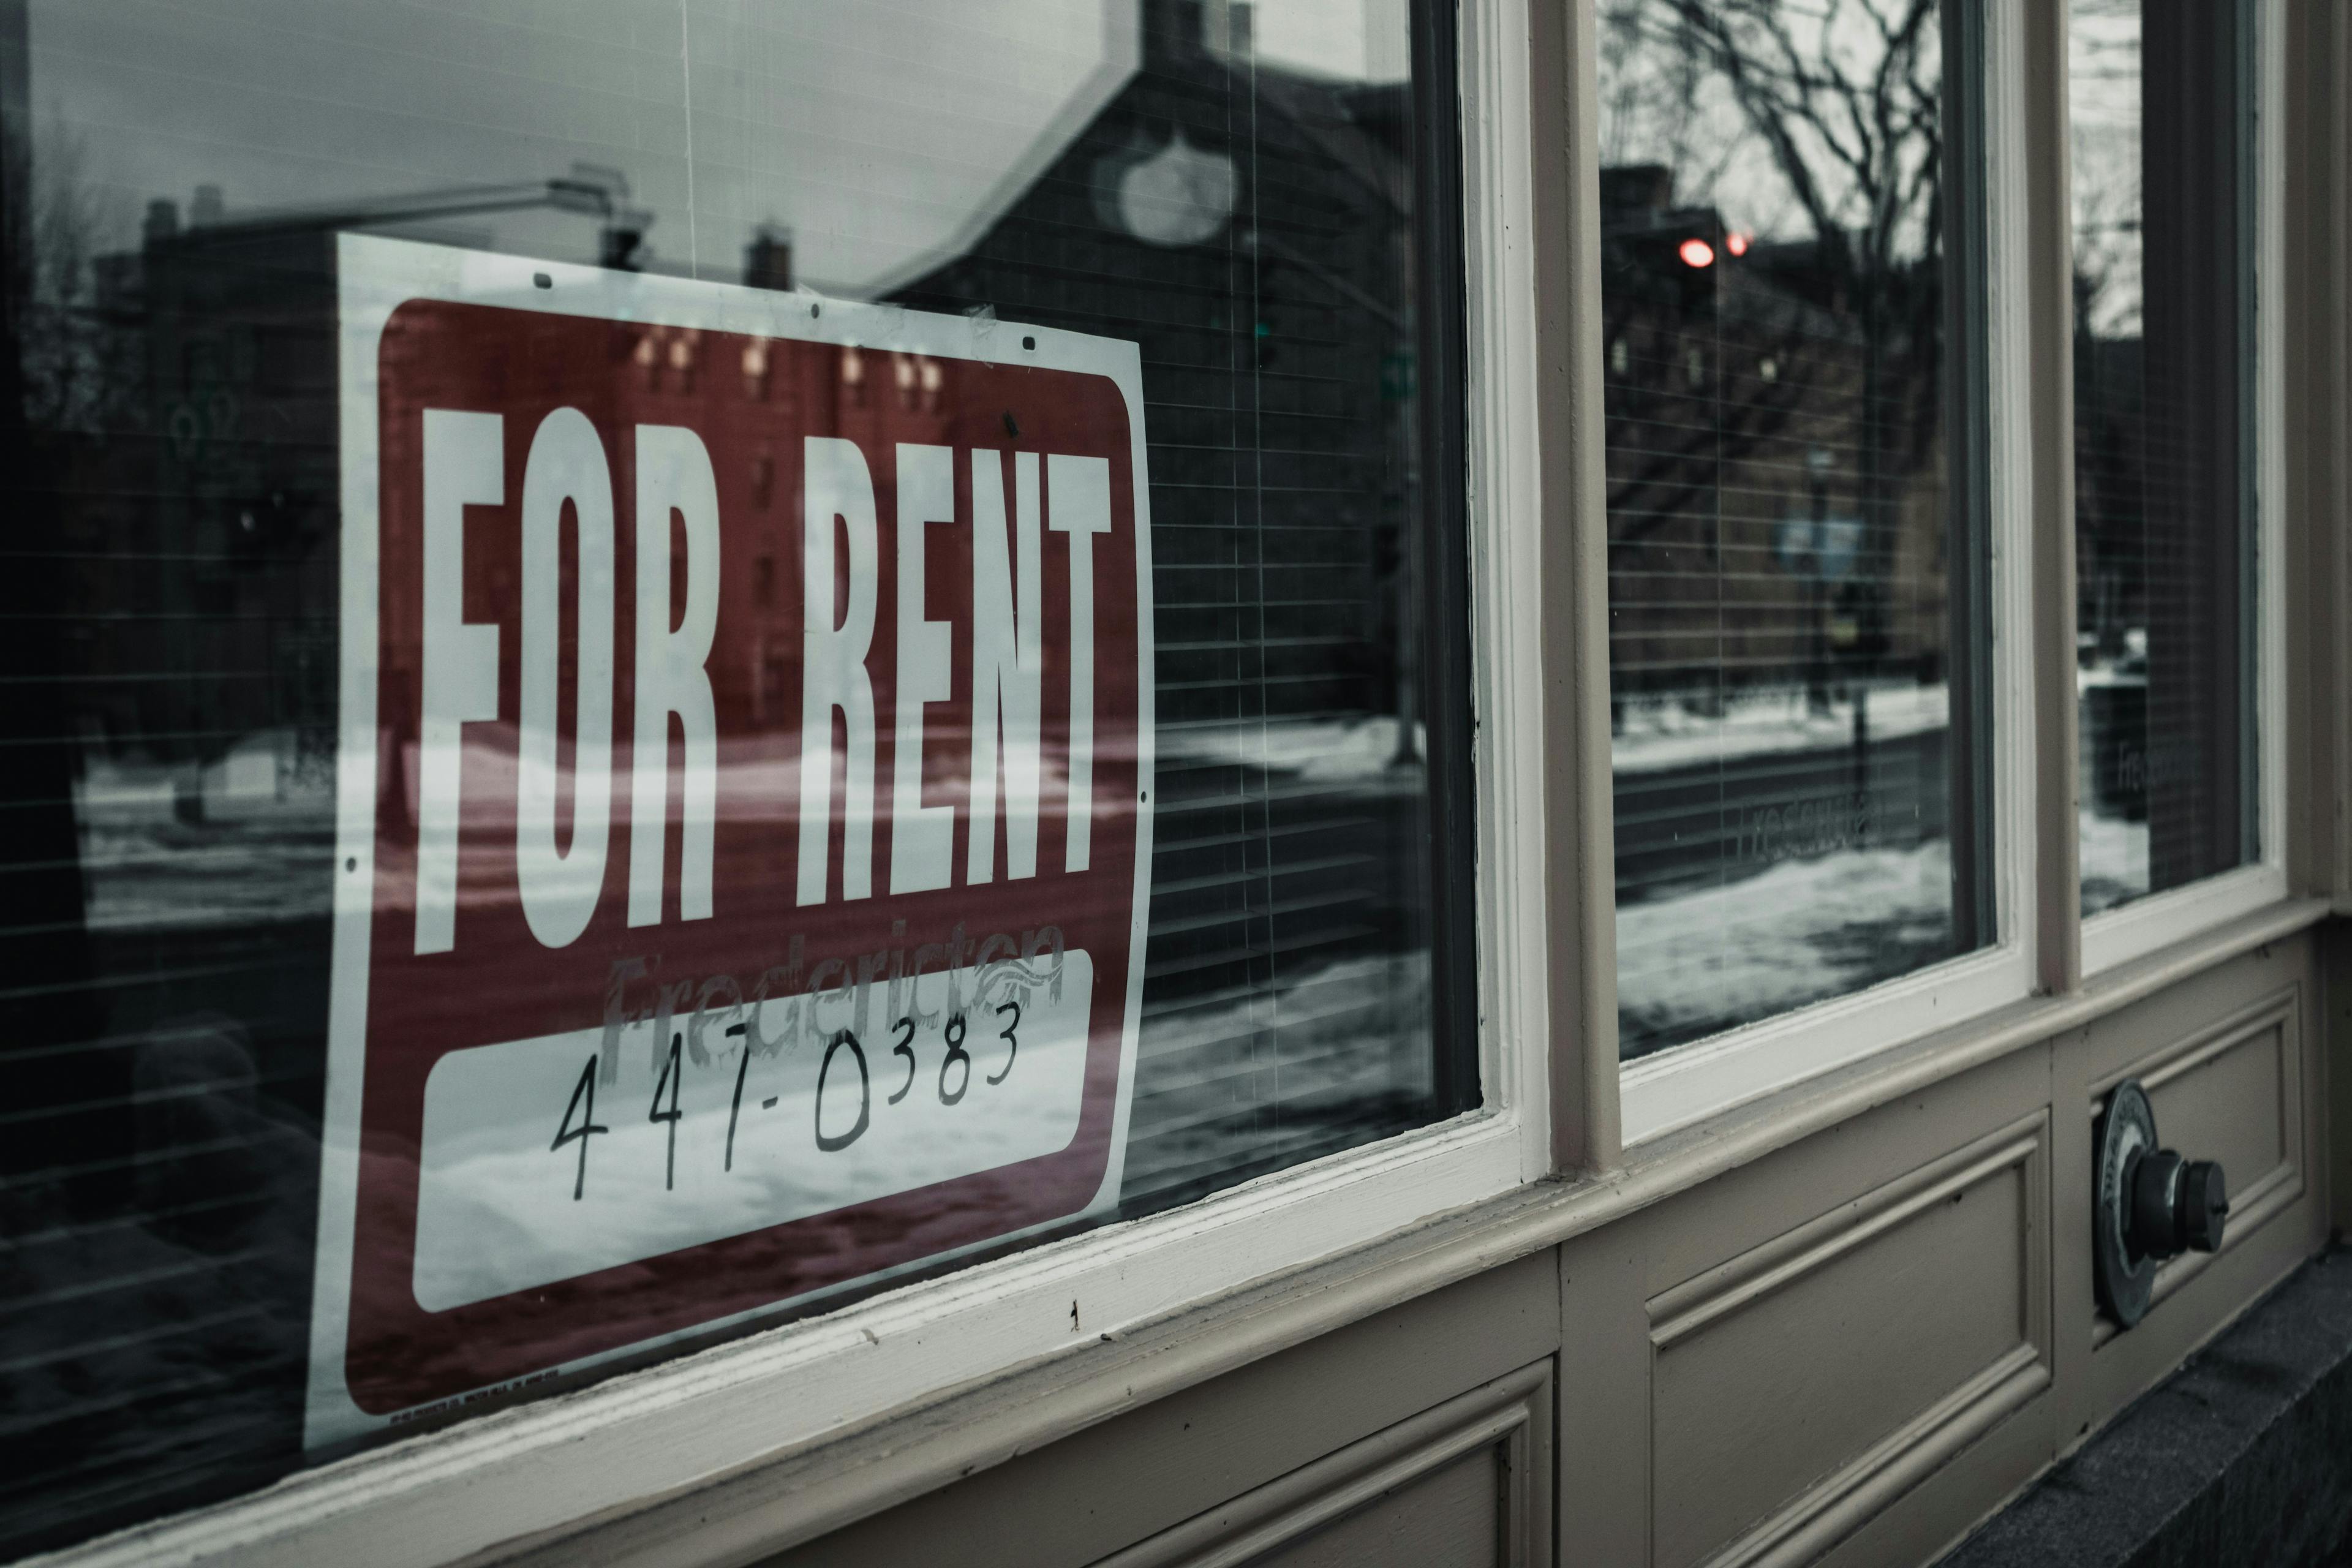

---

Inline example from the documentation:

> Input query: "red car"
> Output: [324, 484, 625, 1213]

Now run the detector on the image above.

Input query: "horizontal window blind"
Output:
[2070, 0, 2258, 916]
[0, 0, 1477, 1553]
[1597, 0, 1992, 1061]
[891, 5, 1471, 1216]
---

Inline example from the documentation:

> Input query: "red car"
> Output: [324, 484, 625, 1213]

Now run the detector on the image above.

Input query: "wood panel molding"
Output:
[1090, 1360, 1551, 1568]
[1649, 1114, 2053, 1568]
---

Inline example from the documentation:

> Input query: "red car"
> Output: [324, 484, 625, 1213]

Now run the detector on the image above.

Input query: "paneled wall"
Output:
[748, 933, 2329, 1568]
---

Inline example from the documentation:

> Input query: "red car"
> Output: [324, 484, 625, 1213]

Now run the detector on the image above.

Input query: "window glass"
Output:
[2070, 0, 2258, 916]
[0, 0, 1474, 1552]
[1596, 0, 1993, 1061]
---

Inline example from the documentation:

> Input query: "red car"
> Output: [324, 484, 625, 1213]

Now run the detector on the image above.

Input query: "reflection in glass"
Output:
[2070, 0, 2257, 915]
[0, 0, 1471, 1551]
[1597, 0, 1991, 1060]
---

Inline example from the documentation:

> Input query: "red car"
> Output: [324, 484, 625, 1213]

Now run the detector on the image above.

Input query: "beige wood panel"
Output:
[1556, 1036, 2057, 1568]
[761, 1252, 1556, 1568]
[1632, 1044, 2053, 1299]
[2059, 937, 2330, 1450]
[1555, 1230, 1655, 1566]
[2139, 998, 2294, 1205]
[1648, 1117, 2051, 1568]
[1091, 1361, 1547, 1568]
[2128, 991, 2302, 1320]
[1806, 1397, 2053, 1568]
[1246, 1452, 1498, 1568]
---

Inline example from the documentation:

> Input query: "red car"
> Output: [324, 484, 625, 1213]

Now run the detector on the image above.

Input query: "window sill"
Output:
[49, 1102, 1532, 1568]
[2082, 862, 2292, 976]
[1618, 939, 2037, 1146]
[1623, 894, 2327, 1177]
[1619, 864, 2312, 1150]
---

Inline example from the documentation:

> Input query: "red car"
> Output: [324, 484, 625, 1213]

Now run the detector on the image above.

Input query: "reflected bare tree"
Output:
[1597, 0, 1947, 703]
[1639, 0, 1942, 276]
[11, 123, 138, 434]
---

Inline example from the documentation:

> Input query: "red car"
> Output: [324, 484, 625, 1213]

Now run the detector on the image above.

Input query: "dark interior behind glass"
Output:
[0, 0, 1475, 1552]
[1597, 0, 1995, 1060]
[2071, 0, 2258, 916]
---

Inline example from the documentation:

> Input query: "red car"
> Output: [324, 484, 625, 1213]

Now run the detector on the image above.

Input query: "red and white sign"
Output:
[307, 235, 1153, 1444]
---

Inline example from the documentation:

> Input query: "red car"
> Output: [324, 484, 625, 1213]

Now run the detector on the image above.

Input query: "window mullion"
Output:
[2019, 0, 2084, 993]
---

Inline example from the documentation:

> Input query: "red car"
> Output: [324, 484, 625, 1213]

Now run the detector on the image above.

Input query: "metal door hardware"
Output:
[2093, 1079, 2228, 1329]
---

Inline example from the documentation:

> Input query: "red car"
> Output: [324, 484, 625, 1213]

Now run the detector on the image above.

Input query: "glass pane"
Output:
[0, 0, 1474, 1551]
[2070, 0, 2258, 916]
[1597, 0, 1993, 1061]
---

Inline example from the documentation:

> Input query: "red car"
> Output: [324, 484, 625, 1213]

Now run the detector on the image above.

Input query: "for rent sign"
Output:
[307, 236, 1153, 1442]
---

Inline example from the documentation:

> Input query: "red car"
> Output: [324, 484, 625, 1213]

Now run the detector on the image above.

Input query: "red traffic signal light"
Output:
[1677, 236, 1716, 268]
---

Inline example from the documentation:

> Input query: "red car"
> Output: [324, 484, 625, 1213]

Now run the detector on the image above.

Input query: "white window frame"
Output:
[1615, 0, 2297, 1144]
[1616, 0, 2043, 1146]
[2078, 0, 2290, 976]
[43, 4, 1557, 1566]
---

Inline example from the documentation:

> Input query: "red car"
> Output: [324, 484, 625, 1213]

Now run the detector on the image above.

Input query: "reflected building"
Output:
[1600, 162, 1954, 713]
[42, 0, 1440, 1287]
[1599, 162, 1959, 938]
[889, 0, 1445, 1206]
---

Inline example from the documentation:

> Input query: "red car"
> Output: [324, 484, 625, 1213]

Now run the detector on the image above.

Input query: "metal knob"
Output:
[2180, 1159, 2229, 1254]
[2094, 1080, 2230, 1329]
[2127, 1150, 2225, 1259]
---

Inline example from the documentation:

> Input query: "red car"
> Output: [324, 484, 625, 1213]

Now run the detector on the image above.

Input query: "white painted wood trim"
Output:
[2026, 0, 2084, 996]
[2081, 0, 2292, 976]
[1650, 1113, 2055, 1568]
[1540, 0, 1626, 1174]
[1985, 0, 2045, 1012]
[1619, 0, 2040, 1148]
[2081, 862, 2291, 975]
[26, 1, 1558, 1563]
[1459, 0, 1561, 1186]
[1619, 946, 2034, 1147]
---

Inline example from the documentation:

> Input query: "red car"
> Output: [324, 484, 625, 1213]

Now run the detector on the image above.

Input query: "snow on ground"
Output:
[75, 734, 334, 933]
[1156, 715, 1430, 783]
[1614, 801, 2171, 1054]
[1611, 683, 1948, 776]
[1123, 952, 1433, 1204]
[69, 721, 1102, 933]
[2079, 807, 2150, 916]
[1616, 837, 1956, 1054]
